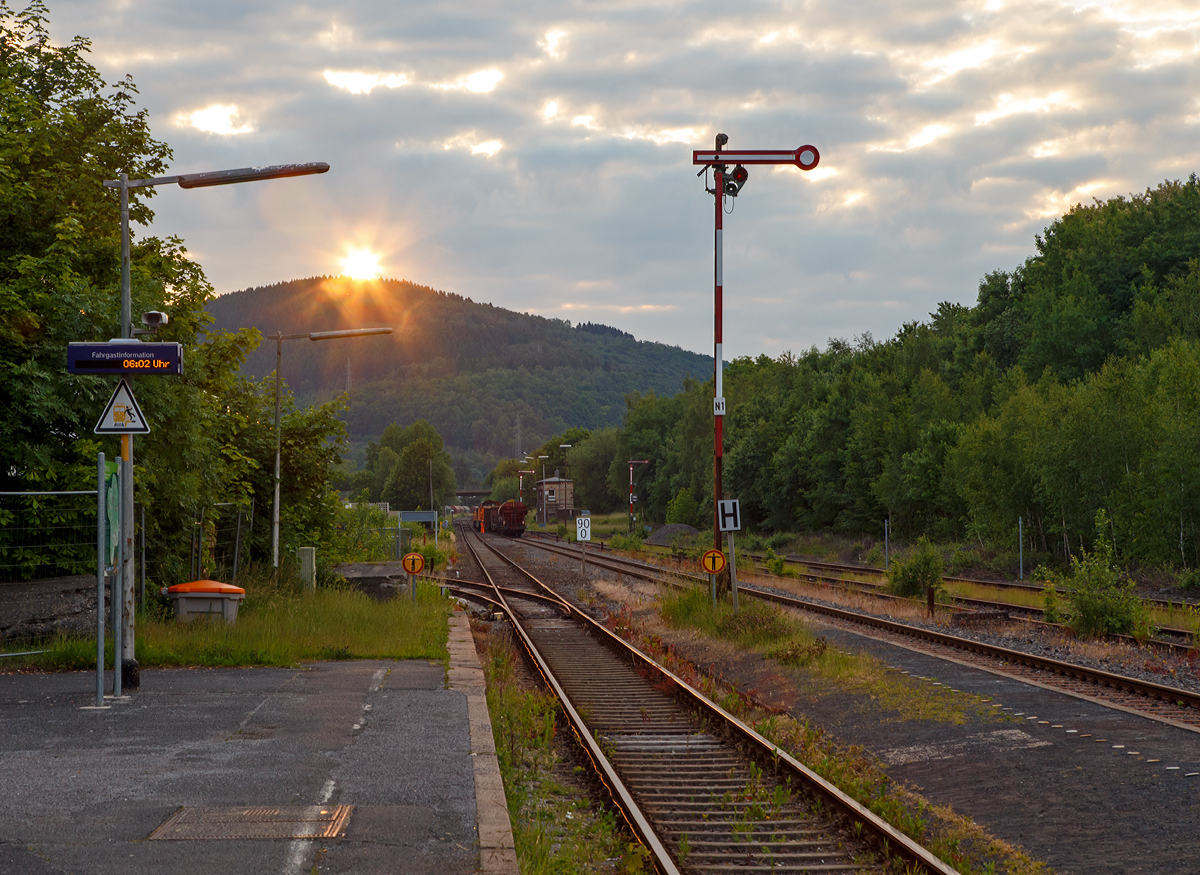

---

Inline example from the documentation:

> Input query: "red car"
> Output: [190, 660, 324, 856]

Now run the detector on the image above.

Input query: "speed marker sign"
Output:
[701, 549, 727, 574]
[576, 516, 591, 542]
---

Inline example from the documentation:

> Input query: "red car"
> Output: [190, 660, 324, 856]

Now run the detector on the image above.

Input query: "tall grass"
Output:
[0, 578, 450, 670]
[658, 586, 1000, 726]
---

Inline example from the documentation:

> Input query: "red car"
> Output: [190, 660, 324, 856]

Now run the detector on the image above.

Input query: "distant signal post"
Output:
[693, 137, 820, 551]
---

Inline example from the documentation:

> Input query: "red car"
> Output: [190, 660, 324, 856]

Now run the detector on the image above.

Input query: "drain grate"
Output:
[148, 805, 352, 840]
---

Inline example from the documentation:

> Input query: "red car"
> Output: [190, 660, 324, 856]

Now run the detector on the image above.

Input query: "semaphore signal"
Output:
[693, 134, 821, 552]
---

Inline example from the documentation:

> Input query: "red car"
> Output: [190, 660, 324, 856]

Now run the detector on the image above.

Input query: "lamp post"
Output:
[559, 444, 572, 517]
[537, 455, 549, 525]
[627, 459, 649, 535]
[102, 161, 329, 691]
[270, 327, 393, 567]
[519, 470, 535, 504]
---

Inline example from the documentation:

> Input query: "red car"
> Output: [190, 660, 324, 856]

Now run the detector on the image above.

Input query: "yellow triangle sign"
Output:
[94, 378, 150, 434]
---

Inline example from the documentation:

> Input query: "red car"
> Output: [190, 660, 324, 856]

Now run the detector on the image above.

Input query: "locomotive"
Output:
[473, 499, 527, 537]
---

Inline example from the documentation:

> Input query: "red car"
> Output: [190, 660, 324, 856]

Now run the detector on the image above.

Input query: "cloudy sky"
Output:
[48, 0, 1200, 358]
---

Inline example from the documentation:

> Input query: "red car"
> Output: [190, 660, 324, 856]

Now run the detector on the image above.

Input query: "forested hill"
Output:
[205, 277, 711, 471]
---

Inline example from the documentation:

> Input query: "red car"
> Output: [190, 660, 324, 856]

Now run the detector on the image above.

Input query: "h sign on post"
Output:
[718, 500, 741, 532]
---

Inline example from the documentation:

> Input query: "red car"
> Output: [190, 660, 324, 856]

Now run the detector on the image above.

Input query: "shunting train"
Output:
[473, 499, 527, 537]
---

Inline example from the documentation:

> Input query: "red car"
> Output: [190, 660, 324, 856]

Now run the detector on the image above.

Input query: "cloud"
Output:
[176, 104, 254, 135]
[324, 70, 411, 94]
[46, 0, 1200, 359]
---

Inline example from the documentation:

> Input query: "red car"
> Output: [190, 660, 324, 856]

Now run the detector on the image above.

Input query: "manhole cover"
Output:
[148, 805, 352, 840]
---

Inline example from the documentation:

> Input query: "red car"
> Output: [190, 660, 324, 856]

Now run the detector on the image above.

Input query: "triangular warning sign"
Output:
[94, 378, 150, 434]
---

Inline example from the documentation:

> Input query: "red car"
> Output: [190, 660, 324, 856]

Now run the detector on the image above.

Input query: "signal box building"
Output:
[535, 473, 575, 524]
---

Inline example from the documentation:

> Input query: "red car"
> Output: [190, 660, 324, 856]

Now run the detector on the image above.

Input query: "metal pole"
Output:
[96, 453, 105, 707]
[140, 504, 145, 609]
[122, 440, 136, 687]
[709, 573, 716, 610]
[232, 508, 243, 587]
[884, 518, 889, 567]
[629, 462, 634, 535]
[119, 174, 131, 340]
[112, 459, 123, 698]
[272, 332, 283, 568]
[727, 531, 738, 611]
[713, 142, 725, 554]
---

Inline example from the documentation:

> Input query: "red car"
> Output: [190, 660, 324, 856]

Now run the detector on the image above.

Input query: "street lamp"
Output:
[559, 444, 572, 518]
[270, 327, 393, 567]
[519, 470, 535, 505]
[537, 455, 549, 525]
[101, 161, 329, 691]
[627, 459, 649, 535]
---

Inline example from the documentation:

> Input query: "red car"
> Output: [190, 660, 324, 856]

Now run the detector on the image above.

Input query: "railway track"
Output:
[524, 530, 1198, 647]
[510, 534, 1200, 733]
[456, 525, 958, 875]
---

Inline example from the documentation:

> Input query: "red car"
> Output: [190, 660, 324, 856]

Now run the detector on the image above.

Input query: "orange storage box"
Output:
[161, 580, 246, 624]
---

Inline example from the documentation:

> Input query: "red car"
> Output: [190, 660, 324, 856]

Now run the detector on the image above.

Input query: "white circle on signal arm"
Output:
[576, 517, 591, 541]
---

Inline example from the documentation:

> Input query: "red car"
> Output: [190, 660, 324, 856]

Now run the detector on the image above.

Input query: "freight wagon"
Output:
[472, 499, 527, 537]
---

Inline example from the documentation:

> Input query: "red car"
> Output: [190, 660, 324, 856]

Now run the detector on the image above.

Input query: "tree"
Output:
[0, 3, 343, 581]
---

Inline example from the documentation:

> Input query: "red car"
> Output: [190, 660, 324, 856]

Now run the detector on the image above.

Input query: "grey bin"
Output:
[162, 580, 246, 623]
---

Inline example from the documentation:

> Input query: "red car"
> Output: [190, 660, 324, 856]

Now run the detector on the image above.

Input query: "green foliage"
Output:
[351, 419, 456, 510]
[0, 3, 352, 584]
[763, 546, 787, 576]
[327, 494, 395, 563]
[609, 529, 644, 551]
[664, 487, 701, 527]
[1177, 569, 1200, 591]
[1041, 580, 1063, 625]
[886, 537, 945, 598]
[1059, 512, 1152, 639]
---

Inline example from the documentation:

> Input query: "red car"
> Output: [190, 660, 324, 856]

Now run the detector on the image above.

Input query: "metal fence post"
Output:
[96, 453, 105, 707]
[112, 460, 123, 698]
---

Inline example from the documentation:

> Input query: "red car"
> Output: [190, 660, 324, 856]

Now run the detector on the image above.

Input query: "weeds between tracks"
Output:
[602, 588, 1055, 875]
[477, 621, 640, 875]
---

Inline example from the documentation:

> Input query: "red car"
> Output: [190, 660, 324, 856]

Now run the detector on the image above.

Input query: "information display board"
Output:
[68, 342, 183, 376]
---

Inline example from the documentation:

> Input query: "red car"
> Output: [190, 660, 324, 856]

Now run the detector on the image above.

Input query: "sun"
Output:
[340, 246, 383, 280]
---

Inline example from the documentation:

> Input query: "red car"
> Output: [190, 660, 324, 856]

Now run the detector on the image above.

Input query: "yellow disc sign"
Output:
[402, 552, 425, 575]
[701, 549, 727, 575]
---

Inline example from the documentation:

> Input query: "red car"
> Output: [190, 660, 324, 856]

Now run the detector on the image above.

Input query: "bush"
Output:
[764, 547, 787, 576]
[886, 537, 944, 598]
[610, 529, 644, 551]
[1060, 519, 1151, 639]
[766, 532, 791, 551]
[665, 488, 701, 527]
[1177, 569, 1200, 591]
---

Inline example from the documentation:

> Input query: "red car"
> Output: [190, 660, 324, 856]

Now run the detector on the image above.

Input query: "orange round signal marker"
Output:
[402, 552, 425, 575]
[701, 549, 727, 575]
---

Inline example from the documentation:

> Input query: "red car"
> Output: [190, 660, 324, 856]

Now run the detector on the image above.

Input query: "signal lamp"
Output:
[724, 164, 749, 196]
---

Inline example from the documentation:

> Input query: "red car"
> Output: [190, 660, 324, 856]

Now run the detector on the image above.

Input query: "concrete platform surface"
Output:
[0, 617, 507, 875]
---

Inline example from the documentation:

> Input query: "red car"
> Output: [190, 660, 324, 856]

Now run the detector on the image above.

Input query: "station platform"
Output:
[0, 614, 516, 875]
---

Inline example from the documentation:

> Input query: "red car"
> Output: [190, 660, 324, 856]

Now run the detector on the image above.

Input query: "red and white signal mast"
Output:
[693, 135, 820, 551]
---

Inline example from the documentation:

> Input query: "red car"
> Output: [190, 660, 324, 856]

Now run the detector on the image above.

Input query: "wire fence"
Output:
[0, 492, 98, 584]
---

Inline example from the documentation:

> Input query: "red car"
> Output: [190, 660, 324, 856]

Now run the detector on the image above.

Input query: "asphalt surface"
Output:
[786, 626, 1200, 875]
[0, 660, 478, 875]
